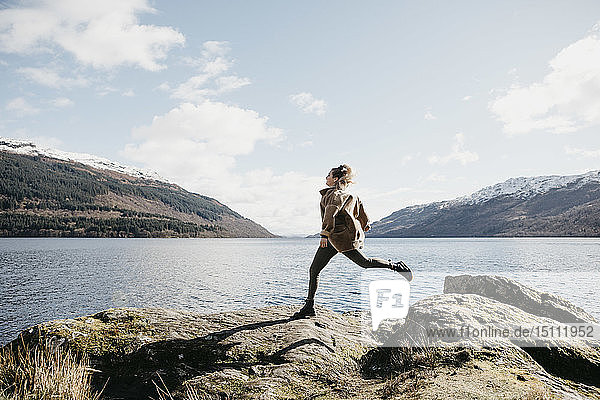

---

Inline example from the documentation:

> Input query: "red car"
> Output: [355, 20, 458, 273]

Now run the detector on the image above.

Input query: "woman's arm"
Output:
[320, 191, 344, 238]
[357, 198, 370, 232]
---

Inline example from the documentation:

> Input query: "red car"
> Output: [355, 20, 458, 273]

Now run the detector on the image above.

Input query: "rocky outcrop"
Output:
[4, 276, 600, 399]
[8, 305, 378, 399]
[381, 293, 600, 386]
[444, 274, 598, 323]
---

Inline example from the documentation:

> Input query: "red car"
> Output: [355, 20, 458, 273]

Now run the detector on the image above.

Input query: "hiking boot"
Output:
[390, 260, 413, 282]
[291, 299, 315, 319]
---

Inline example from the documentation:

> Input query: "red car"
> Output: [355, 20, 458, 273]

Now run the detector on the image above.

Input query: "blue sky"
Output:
[1, 1, 600, 236]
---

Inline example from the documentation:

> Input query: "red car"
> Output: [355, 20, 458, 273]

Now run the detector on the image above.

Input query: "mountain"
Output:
[368, 171, 600, 237]
[0, 138, 275, 238]
[1, 138, 165, 182]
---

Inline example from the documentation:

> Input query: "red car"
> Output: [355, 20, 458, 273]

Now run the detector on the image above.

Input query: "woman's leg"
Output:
[306, 241, 338, 300]
[342, 249, 392, 269]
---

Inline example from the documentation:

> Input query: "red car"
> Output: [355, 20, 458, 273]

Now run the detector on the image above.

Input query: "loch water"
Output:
[1, 237, 599, 346]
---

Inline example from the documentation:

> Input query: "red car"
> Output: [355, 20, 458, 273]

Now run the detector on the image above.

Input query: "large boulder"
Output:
[444, 274, 598, 324]
[383, 293, 600, 388]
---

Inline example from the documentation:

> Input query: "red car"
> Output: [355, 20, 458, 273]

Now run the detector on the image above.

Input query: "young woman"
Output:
[292, 164, 413, 319]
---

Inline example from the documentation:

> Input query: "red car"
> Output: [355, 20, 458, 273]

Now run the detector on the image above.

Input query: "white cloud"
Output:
[565, 145, 600, 159]
[50, 97, 74, 107]
[96, 86, 119, 96]
[156, 82, 170, 92]
[121, 101, 324, 235]
[428, 133, 479, 165]
[0, 0, 184, 71]
[122, 90, 135, 97]
[424, 111, 436, 120]
[202, 41, 229, 58]
[125, 101, 282, 158]
[171, 41, 250, 102]
[462, 95, 472, 101]
[215, 75, 251, 92]
[289, 92, 327, 116]
[17, 67, 88, 88]
[397, 152, 421, 166]
[490, 23, 600, 135]
[425, 173, 447, 182]
[5, 97, 39, 116]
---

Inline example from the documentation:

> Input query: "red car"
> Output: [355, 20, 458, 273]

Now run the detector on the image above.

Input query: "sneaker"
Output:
[291, 299, 315, 319]
[390, 260, 413, 282]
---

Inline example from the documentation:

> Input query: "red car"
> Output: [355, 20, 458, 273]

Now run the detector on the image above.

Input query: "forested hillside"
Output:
[0, 152, 275, 238]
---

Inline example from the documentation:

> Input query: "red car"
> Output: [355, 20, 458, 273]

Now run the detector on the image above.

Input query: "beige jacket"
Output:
[319, 186, 370, 252]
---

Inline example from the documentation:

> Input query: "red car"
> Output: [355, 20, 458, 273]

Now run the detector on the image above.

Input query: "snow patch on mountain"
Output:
[452, 170, 600, 206]
[0, 137, 167, 183]
[382, 170, 600, 222]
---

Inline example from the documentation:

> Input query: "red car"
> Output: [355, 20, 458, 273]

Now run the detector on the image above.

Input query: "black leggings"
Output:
[306, 239, 392, 300]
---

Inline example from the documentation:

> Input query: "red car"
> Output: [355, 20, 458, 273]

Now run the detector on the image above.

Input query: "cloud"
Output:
[50, 97, 74, 107]
[565, 145, 600, 159]
[170, 41, 250, 102]
[462, 95, 472, 101]
[289, 92, 327, 116]
[122, 90, 135, 97]
[490, 23, 600, 135]
[96, 86, 119, 96]
[424, 111, 436, 120]
[122, 101, 324, 235]
[425, 173, 447, 182]
[0, 0, 184, 71]
[5, 97, 39, 116]
[428, 133, 479, 165]
[202, 41, 229, 57]
[124, 101, 282, 161]
[401, 155, 413, 165]
[215, 75, 251, 92]
[156, 82, 170, 91]
[17, 67, 88, 88]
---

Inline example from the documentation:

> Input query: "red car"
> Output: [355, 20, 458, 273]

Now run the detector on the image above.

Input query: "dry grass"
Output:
[151, 373, 223, 400]
[360, 331, 474, 379]
[0, 335, 105, 400]
[519, 382, 555, 400]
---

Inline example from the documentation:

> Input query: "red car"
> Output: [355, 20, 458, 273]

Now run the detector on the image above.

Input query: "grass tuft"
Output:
[0, 334, 105, 400]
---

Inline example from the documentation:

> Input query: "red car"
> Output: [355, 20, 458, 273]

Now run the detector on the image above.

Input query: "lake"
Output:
[1, 237, 599, 346]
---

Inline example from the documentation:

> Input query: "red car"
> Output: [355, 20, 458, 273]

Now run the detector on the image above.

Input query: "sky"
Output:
[1, 0, 600, 236]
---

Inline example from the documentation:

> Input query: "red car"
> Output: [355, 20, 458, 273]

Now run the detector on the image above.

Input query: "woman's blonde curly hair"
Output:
[331, 164, 354, 189]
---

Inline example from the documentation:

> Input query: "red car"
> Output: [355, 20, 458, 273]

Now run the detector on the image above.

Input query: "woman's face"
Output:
[326, 170, 338, 187]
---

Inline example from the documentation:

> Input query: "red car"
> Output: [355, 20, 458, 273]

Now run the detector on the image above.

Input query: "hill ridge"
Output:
[0, 149, 275, 238]
[370, 171, 600, 237]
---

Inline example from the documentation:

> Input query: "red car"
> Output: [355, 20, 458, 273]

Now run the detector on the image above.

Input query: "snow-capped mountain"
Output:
[369, 171, 600, 237]
[0, 147, 276, 238]
[452, 170, 600, 206]
[0, 137, 167, 183]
